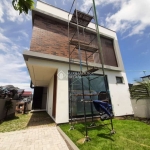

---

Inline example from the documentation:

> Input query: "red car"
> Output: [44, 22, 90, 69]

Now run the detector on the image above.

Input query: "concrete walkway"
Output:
[0, 126, 69, 150]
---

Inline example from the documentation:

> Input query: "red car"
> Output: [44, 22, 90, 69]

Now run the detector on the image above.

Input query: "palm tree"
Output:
[12, 0, 34, 14]
[130, 80, 150, 101]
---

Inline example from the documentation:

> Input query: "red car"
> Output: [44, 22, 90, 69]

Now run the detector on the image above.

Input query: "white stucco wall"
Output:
[27, 57, 133, 123]
[131, 99, 150, 118]
[56, 69, 69, 124]
[56, 62, 133, 121]
[44, 69, 69, 124]
[106, 71, 133, 116]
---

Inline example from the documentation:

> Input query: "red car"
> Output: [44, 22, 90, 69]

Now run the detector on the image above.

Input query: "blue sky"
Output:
[0, 0, 150, 90]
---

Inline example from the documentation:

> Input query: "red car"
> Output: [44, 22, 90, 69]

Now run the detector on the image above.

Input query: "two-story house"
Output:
[23, 0, 133, 124]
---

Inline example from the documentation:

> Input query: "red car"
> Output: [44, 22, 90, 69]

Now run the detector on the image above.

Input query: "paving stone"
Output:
[0, 126, 69, 150]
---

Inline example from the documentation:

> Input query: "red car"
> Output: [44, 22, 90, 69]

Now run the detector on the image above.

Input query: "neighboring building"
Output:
[23, 1, 133, 124]
[22, 91, 32, 97]
[141, 75, 150, 81]
[22, 91, 33, 102]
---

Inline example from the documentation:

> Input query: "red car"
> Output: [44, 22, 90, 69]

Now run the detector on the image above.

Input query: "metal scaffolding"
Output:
[68, 0, 115, 142]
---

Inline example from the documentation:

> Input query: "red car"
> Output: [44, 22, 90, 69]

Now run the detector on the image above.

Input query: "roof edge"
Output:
[36, 0, 116, 33]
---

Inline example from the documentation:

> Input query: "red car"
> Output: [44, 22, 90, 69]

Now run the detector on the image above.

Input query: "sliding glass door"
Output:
[69, 72, 109, 118]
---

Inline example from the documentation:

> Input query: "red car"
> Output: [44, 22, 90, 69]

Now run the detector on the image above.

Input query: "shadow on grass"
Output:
[97, 133, 114, 141]
[74, 122, 114, 141]
[5, 116, 19, 121]
[0, 115, 19, 124]
[0, 116, 19, 124]
[27, 111, 55, 127]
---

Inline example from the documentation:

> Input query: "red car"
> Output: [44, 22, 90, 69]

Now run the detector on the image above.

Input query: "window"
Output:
[93, 36, 118, 67]
[68, 71, 109, 118]
[116, 77, 124, 84]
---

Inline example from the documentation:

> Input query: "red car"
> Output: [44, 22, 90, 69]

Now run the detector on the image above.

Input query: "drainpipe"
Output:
[30, 81, 34, 89]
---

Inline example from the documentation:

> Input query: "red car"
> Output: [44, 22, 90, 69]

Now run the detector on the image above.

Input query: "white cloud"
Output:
[81, 0, 150, 36]
[62, 0, 66, 5]
[136, 39, 142, 43]
[54, 0, 57, 6]
[0, 33, 12, 43]
[141, 49, 150, 55]
[0, 43, 10, 52]
[0, 27, 4, 32]
[0, 3, 4, 23]
[0, 31, 30, 85]
[12, 30, 30, 42]
[0, 0, 31, 23]
[20, 31, 29, 38]
[105, 0, 150, 36]
[0, 53, 30, 83]
[0, 1, 31, 90]
[0, 32, 26, 53]
[81, 0, 122, 12]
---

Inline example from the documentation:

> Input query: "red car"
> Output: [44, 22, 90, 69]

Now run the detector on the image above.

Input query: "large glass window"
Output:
[69, 71, 109, 118]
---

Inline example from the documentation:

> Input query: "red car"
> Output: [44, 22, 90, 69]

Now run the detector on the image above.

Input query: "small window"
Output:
[116, 77, 124, 84]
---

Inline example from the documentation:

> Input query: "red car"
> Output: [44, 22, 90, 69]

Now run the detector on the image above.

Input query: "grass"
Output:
[0, 113, 31, 132]
[60, 119, 150, 150]
[0, 112, 55, 133]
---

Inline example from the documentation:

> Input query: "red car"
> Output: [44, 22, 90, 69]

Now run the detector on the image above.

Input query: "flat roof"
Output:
[141, 75, 150, 78]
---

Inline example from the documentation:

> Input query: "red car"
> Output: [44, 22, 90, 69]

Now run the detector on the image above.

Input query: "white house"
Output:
[23, 0, 134, 124]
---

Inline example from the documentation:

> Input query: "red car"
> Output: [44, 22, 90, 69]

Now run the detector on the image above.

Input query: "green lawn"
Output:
[60, 119, 150, 150]
[0, 112, 54, 132]
[0, 113, 31, 132]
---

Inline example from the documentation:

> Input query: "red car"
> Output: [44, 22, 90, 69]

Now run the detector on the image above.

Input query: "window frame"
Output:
[116, 76, 124, 84]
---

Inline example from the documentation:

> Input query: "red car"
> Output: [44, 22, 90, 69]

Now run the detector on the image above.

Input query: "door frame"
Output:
[52, 71, 57, 118]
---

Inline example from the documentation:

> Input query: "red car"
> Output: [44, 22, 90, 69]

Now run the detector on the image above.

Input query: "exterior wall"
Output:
[27, 57, 133, 123]
[25, 1, 133, 123]
[35, 0, 125, 70]
[0, 99, 16, 120]
[69, 65, 133, 116]
[30, 15, 69, 58]
[30, 15, 117, 67]
[131, 99, 150, 118]
[106, 71, 133, 116]
[36, 1, 117, 39]
[56, 67, 69, 124]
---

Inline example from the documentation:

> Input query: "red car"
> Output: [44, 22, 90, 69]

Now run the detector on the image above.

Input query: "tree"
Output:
[12, 0, 34, 14]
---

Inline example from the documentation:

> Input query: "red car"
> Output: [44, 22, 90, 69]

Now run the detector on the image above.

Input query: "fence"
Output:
[130, 84, 150, 118]
[130, 85, 149, 100]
